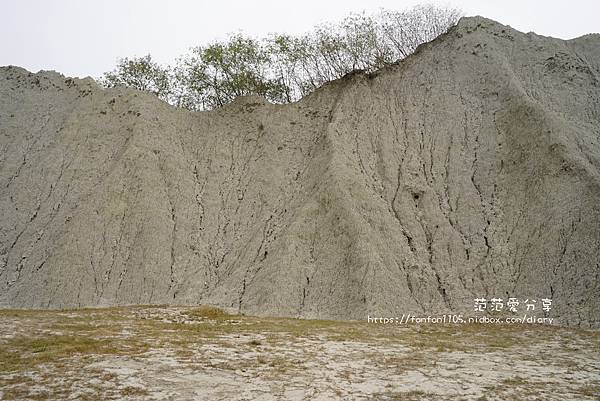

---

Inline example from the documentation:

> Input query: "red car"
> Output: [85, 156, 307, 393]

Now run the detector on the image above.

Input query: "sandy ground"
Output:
[1, 306, 599, 400]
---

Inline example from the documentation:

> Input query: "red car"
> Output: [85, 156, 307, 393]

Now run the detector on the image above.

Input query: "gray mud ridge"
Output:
[1, 17, 599, 327]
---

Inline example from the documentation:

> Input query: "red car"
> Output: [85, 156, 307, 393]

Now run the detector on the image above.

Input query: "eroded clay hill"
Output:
[1, 17, 599, 327]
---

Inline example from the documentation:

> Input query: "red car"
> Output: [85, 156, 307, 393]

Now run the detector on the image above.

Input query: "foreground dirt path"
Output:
[1, 306, 599, 400]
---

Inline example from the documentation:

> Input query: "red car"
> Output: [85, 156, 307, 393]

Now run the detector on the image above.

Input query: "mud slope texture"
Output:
[1, 17, 599, 327]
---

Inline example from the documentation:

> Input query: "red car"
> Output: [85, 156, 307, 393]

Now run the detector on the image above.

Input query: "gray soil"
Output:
[1, 17, 599, 327]
[1, 306, 599, 400]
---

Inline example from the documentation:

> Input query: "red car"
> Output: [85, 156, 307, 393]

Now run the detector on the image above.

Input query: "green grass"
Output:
[184, 304, 233, 320]
[1, 305, 598, 400]
[0, 335, 118, 373]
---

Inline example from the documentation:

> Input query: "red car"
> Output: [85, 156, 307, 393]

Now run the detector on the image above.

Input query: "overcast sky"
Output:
[2, 0, 598, 79]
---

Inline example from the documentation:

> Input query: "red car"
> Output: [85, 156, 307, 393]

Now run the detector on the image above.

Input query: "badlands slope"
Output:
[1, 17, 599, 327]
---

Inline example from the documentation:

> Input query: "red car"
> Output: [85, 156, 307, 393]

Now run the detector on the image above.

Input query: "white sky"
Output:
[1, 0, 598, 79]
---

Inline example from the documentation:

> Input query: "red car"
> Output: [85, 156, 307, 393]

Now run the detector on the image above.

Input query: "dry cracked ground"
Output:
[0, 306, 599, 401]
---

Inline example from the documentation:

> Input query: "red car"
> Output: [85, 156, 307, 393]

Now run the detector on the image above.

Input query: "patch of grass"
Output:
[266, 356, 300, 375]
[375, 390, 433, 401]
[0, 384, 52, 401]
[577, 385, 600, 398]
[0, 309, 48, 318]
[137, 311, 360, 344]
[379, 353, 429, 372]
[0, 333, 152, 374]
[502, 376, 529, 386]
[185, 305, 232, 320]
[120, 386, 150, 397]
[0, 335, 117, 373]
[49, 322, 124, 337]
[237, 316, 355, 338]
